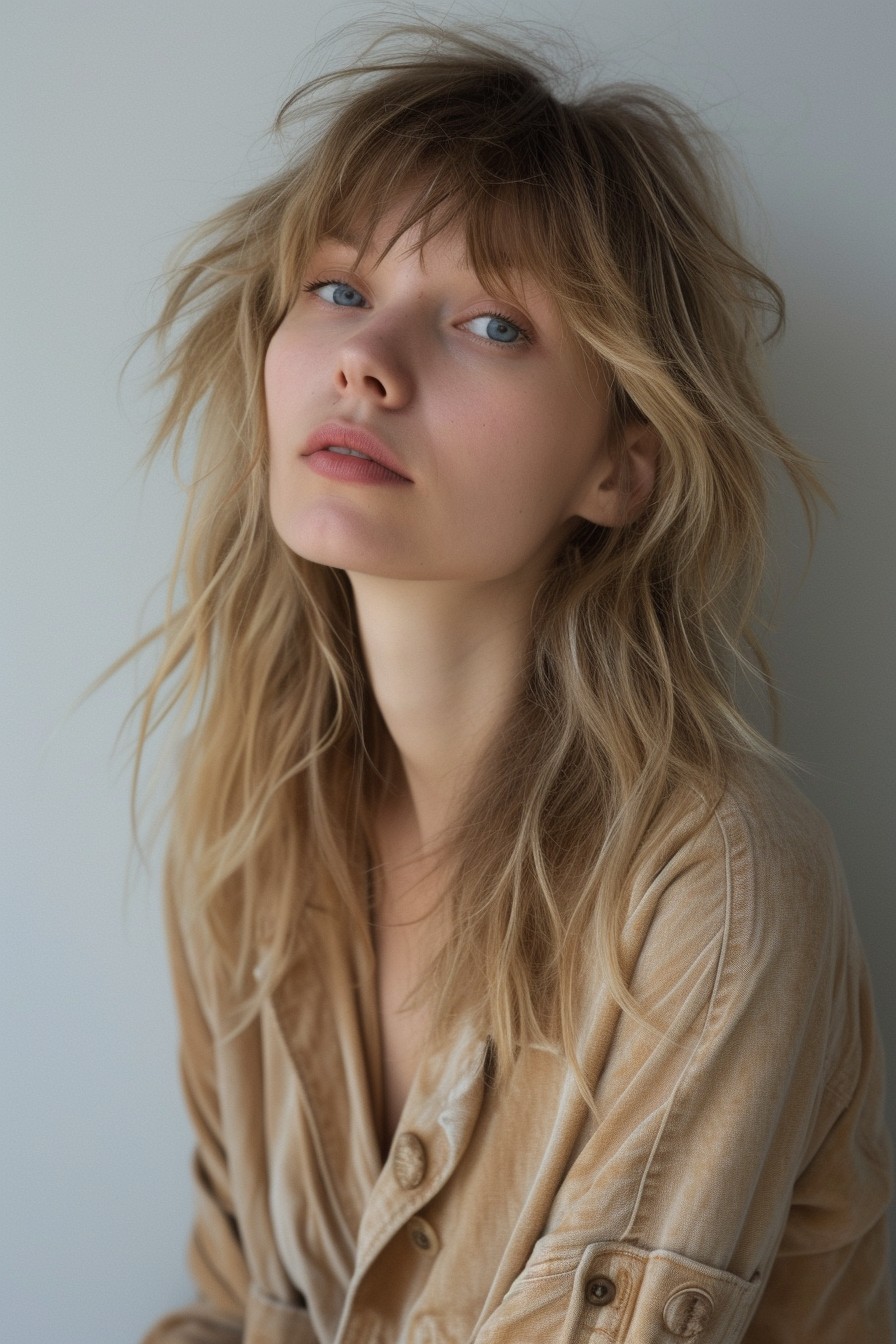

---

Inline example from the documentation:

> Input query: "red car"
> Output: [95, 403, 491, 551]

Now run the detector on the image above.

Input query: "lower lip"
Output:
[303, 449, 411, 486]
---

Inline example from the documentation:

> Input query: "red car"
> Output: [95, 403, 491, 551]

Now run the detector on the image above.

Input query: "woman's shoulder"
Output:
[716, 752, 839, 869]
[621, 754, 857, 1008]
[711, 754, 845, 927]
[643, 753, 844, 910]
[602, 754, 881, 1140]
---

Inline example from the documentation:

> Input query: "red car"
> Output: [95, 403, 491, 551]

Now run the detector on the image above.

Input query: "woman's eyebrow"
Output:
[321, 230, 360, 248]
[315, 230, 534, 295]
[318, 229, 480, 273]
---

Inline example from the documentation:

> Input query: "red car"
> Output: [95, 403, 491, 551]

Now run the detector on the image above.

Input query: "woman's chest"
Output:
[371, 858, 446, 1158]
[231, 985, 583, 1344]
[374, 923, 429, 1147]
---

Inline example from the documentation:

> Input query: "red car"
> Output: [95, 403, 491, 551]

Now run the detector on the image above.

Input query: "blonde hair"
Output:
[126, 22, 823, 1099]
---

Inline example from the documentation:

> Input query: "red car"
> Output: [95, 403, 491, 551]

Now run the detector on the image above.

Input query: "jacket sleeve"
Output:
[740, 951, 894, 1342]
[139, 869, 250, 1344]
[473, 784, 893, 1343]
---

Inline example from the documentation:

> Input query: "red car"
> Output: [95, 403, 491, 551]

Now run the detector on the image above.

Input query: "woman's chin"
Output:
[275, 527, 415, 579]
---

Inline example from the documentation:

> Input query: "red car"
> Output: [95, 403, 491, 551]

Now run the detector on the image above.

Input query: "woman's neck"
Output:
[348, 571, 536, 855]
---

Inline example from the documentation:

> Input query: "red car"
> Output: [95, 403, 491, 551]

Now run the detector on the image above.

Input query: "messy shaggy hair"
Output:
[125, 22, 822, 1101]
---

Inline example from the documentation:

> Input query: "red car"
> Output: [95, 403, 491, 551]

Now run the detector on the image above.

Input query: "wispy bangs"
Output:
[274, 62, 598, 314]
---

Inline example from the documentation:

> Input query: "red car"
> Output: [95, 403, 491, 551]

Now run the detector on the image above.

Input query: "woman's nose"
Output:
[334, 325, 414, 409]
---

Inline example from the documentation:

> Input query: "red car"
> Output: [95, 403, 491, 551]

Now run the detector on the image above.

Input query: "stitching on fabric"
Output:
[644, 1250, 752, 1292]
[618, 805, 735, 1242]
[509, 1265, 578, 1285]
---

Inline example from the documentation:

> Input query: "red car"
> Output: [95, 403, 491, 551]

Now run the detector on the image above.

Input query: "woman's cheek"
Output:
[263, 336, 296, 428]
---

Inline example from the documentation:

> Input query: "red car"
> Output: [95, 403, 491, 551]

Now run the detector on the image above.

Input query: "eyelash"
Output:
[301, 277, 533, 346]
[302, 277, 357, 296]
[478, 310, 534, 345]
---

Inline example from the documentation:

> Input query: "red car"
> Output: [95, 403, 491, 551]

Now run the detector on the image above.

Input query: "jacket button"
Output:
[393, 1132, 427, 1189]
[584, 1276, 616, 1306]
[662, 1287, 714, 1337]
[407, 1215, 440, 1256]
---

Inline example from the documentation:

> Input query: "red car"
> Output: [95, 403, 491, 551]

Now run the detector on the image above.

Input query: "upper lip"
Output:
[302, 422, 413, 481]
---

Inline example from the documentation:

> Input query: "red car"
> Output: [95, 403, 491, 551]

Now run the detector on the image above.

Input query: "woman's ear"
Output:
[573, 419, 661, 528]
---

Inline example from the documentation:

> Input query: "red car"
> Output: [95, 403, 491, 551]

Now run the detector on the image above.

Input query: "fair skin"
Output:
[265, 202, 657, 1147]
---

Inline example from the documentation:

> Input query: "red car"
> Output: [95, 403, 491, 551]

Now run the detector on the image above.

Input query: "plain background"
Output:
[2, 0, 893, 1337]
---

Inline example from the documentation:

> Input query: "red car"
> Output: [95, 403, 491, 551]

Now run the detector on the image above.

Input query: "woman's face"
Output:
[265, 203, 627, 585]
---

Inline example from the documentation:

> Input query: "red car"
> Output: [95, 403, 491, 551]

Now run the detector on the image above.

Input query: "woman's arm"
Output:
[140, 869, 318, 1344]
[742, 952, 893, 1341]
[147, 870, 326, 1344]
[472, 779, 893, 1343]
[139, 868, 249, 1344]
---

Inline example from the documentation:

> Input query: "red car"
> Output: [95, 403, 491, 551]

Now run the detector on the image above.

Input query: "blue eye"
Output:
[306, 280, 367, 307]
[465, 313, 529, 345]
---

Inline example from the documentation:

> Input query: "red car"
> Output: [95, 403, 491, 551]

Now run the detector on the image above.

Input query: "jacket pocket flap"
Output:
[245, 1284, 319, 1344]
[570, 1241, 761, 1340]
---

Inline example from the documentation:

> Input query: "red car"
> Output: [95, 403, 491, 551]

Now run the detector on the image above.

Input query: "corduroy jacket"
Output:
[141, 759, 893, 1343]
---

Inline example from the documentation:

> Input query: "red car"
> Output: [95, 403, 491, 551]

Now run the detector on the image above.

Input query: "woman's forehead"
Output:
[312, 198, 550, 302]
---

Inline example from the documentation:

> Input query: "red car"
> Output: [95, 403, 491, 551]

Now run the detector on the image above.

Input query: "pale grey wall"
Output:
[2, 2, 893, 1337]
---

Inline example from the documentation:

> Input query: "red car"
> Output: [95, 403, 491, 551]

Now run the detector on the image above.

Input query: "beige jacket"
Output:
[141, 761, 893, 1343]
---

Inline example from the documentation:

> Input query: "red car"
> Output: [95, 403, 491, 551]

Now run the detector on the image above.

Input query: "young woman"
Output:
[134, 23, 892, 1344]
